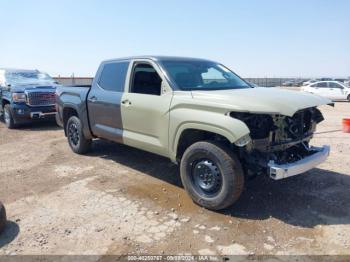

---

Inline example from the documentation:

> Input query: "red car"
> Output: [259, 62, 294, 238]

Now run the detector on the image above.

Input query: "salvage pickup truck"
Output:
[0, 69, 58, 128]
[56, 56, 331, 210]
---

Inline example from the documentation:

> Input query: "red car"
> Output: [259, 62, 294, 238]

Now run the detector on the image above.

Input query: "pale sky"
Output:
[1, 0, 349, 78]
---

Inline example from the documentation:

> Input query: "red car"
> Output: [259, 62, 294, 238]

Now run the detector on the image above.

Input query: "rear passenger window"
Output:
[329, 82, 342, 88]
[317, 82, 328, 88]
[98, 62, 129, 92]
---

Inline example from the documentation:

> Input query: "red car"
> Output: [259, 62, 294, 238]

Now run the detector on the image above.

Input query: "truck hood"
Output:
[191, 88, 332, 117]
[11, 84, 58, 93]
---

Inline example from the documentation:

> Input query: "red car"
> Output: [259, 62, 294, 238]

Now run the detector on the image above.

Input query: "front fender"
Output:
[169, 109, 250, 161]
[1, 91, 12, 105]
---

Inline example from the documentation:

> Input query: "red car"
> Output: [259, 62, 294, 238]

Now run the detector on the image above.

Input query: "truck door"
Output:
[87, 61, 129, 142]
[120, 60, 173, 157]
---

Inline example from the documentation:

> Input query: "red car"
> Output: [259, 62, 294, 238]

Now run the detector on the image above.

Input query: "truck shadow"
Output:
[90, 140, 181, 187]
[0, 221, 20, 249]
[223, 168, 350, 228]
[5, 120, 62, 132]
[90, 140, 350, 228]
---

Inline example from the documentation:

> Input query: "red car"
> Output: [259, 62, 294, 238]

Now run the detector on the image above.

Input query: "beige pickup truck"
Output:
[56, 56, 331, 210]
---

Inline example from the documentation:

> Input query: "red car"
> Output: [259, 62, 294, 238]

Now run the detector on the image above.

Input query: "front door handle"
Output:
[88, 96, 98, 103]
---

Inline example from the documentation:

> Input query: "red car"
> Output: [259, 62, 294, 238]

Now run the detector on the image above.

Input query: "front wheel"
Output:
[66, 116, 91, 154]
[3, 104, 16, 129]
[180, 141, 244, 210]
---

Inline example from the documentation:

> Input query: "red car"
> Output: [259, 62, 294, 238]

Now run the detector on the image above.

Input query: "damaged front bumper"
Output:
[268, 145, 330, 180]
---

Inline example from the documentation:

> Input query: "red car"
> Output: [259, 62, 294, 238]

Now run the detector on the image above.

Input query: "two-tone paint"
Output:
[56, 56, 331, 163]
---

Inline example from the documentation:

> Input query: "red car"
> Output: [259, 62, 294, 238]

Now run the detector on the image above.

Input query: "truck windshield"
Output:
[161, 60, 251, 91]
[5, 71, 56, 86]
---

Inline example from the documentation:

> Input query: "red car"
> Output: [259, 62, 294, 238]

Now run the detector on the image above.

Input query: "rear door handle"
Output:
[122, 99, 132, 106]
[88, 96, 98, 103]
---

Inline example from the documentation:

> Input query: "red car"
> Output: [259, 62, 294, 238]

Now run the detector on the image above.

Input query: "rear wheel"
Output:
[180, 141, 244, 210]
[66, 116, 91, 154]
[3, 104, 16, 129]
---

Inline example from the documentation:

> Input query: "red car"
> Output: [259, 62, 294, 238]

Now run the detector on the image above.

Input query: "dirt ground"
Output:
[0, 102, 350, 256]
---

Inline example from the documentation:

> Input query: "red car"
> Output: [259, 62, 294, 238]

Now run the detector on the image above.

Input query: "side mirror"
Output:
[161, 80, 167, 94]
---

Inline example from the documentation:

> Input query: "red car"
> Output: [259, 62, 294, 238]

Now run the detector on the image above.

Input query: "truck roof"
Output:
[102, 56, 215, 63]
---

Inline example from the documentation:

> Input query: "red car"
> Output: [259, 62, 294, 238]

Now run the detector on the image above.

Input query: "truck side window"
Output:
[130, 63, 162, 95]
[98, 62, 129, 92]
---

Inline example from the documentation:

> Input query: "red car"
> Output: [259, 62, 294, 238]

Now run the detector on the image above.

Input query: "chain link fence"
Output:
[244, 78, 307, 87]
[54, 76, 309, 88]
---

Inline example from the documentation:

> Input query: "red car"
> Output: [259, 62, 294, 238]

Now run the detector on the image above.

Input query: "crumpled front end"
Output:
[230, 107, 330, 179]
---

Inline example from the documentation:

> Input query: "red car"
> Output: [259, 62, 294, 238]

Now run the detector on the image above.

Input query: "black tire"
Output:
[3, 104, 16, 129]
[180, 141, 244, 210]
[347, 94, 350, 102]
[0, 202, 6, 234]
[66, 116, 91, 154]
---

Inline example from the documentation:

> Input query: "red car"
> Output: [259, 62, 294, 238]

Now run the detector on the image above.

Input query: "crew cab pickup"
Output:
[0, 69, 58, 128]
[56, 56, 331, 210]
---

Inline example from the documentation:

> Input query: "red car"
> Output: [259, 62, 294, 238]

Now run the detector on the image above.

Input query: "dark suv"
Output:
[0, 69, 58, 128]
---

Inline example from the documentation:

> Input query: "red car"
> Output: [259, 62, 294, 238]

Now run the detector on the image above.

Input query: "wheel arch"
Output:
[171, 118, 250, 162]
[61, 103, 94, 139]
[62, 105, 79, 136]
[1, 98, 10, 108]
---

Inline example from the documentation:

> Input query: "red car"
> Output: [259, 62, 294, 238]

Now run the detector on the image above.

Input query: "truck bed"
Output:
[56, 85, 90, 101]
[56, 85, 93, 139]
